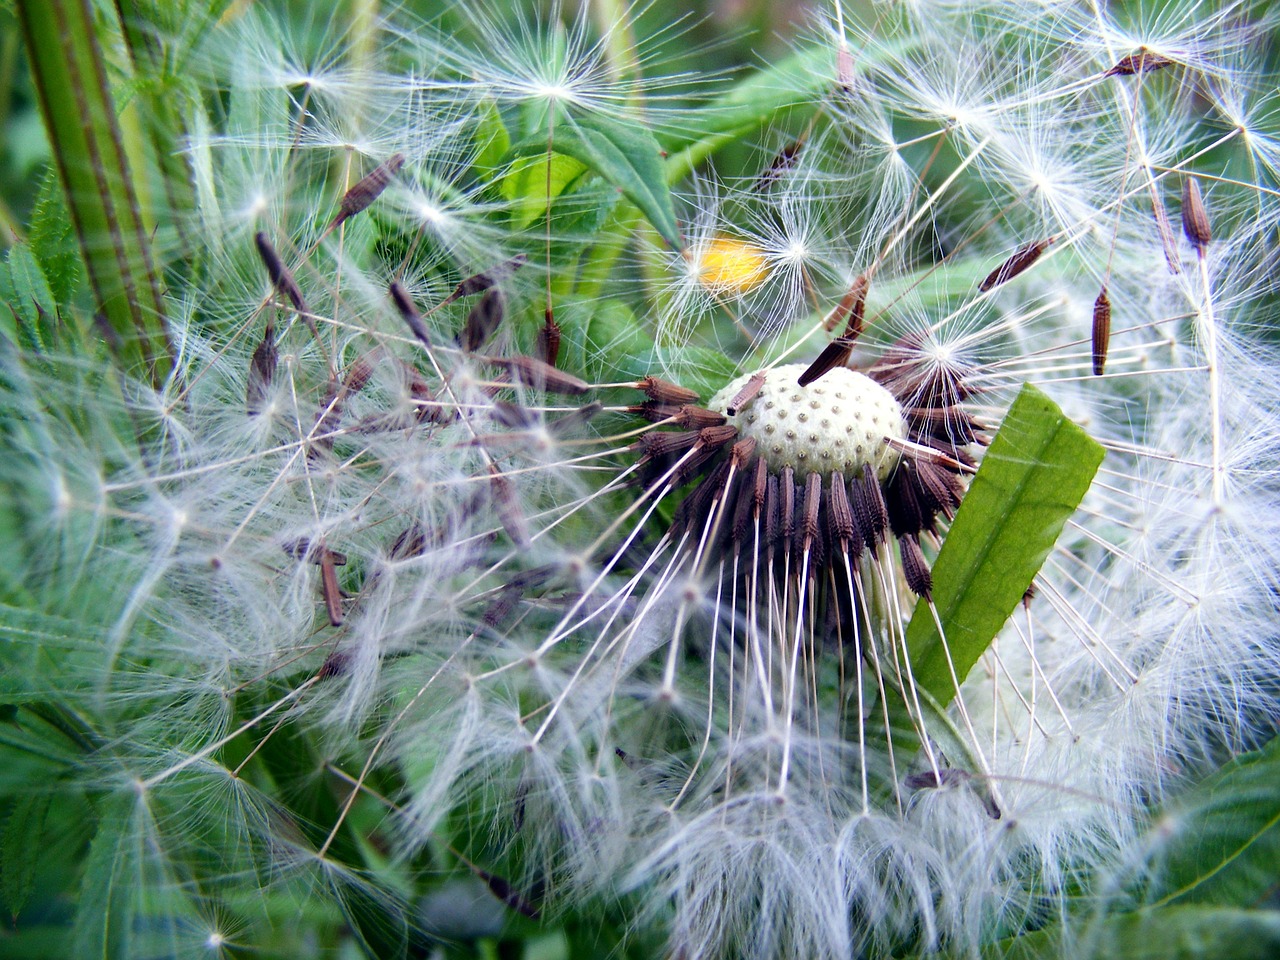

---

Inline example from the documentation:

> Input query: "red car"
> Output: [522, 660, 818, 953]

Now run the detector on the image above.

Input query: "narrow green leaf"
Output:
[27, 169, 84, 308]
[986, 906, 1280, 960]
[519, 111, 682, 251]
[16, 0, 171, 383]
[1, 791, 51, 919]
[1149, 735, 1280, 908]
[73, 798, 137, 960]
[906, 384, 1104, 704]
[4, 244, 56, 352]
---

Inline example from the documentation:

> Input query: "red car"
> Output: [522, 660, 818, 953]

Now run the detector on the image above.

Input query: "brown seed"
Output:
[798, 338, 855, 388]
[801, 471, 822, 546]
[637, 376, 699, 405]
[631, 400, 684, 423]
[332, 152, 405, 227]
[827, 472, 856, 547]
[488, 465, 529, 547]
[459, 288, 505, 351]
[725, 372, 765, 416]
[730, 436, 757, 466]
[979, 239, 1052, 292]
[389, 282, 433, 347]
[673, 460, 730, 536]
[754, 137, 806, 192]
[536, 308, 561, 367]
[246, 326, 277, 416]
[483, 581, 524, 628]
[549, 401, 604, 437]
[317, 650, 349, 679]
[697, 424, 739, 450]
[318, 550, 345, 626]
[674, 405, 728, 430]
[441, 253, 528, 307]
[905, 768, 971, 790]
[1105, 50, 1174, 77]
[731, 458, 761, 544]
[637, 430, 699, 458]
[1092, 287, 1112, 376]
[763, 473, 780, 546]
[801, 277, 868, 386]
[389, 522, 428, 560]
[490, 399, 536, 428]
[823, 274, 868, 335]
[856, 463, 888, 551]
[778, 467, 796, 542]
[899, 534, 932, 599]
[474, 868, 541, 920]
[343, 356, 374, 392]
[254, 231, 310, 320]
[489, 355, 589, 396]
[1181, 177, 1212, 251]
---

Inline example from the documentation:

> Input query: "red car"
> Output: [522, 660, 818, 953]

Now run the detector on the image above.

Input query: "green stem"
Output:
[17, 0, 172, 385]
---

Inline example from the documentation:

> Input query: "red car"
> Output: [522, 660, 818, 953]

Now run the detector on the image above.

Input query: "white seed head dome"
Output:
[709, 364, 907, 481]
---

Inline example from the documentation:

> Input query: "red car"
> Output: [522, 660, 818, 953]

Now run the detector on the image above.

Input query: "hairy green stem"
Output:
[17, 0, 172, 385]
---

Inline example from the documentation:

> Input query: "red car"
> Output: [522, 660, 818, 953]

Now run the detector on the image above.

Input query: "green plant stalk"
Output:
[17, 0, 172, 385]
[113, 0, 204, 277]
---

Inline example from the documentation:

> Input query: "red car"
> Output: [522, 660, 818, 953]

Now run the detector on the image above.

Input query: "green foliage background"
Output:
[0, 1, 1276, 958]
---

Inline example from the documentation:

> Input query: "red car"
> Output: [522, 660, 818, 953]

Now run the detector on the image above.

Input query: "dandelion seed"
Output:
[246, 325, 277, 415]
[977, 238, 1053, 292]
[329, 152, 405, 229]
[536, 308, 562, 366]
[1181, 176, 1213, 250]
[253, 231, 311, 327]
[458, 288, 505, 352]
[1105, 50, 1175, 77]
[441, 253, 529, 308]
[1092, 287, 1112, 376]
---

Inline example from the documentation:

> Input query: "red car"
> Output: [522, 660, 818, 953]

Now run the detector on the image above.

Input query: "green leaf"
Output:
[986, 906, 1280, 960]
[1, 791, 51, 919]
[662, 41, 912, 181]
[1148, 735, 1280, 908]
[27, 168, 84, 308]
[473, 98, 511, 181]
[73, 798, 137, 960]
[4, 243, 57, 353]
[906, 384, 1104, 704]
[522, 111, 682, 251]
[499, 152, 588, 230]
